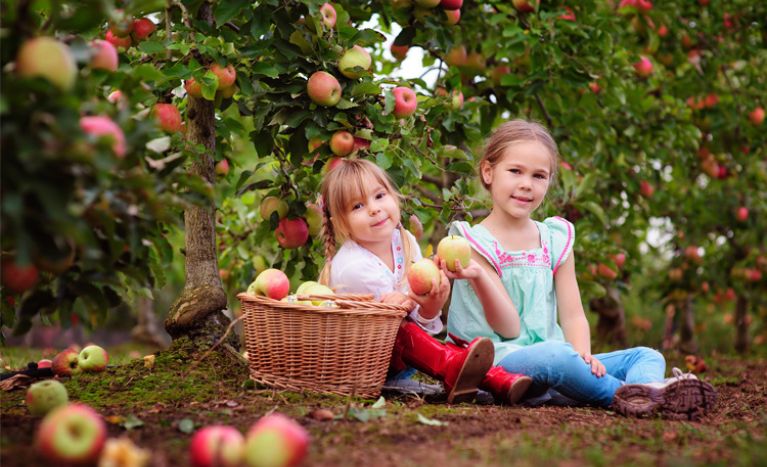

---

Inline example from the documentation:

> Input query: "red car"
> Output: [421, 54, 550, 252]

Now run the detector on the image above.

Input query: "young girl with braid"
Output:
[317, 158, 532, 404]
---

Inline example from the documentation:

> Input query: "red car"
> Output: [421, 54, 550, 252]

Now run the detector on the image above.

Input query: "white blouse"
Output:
[329, 229, 443, 335]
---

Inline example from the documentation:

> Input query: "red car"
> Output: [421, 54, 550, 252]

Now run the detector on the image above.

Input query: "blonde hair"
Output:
[480, 119, 559, 190]
[318, 159, 415, 286]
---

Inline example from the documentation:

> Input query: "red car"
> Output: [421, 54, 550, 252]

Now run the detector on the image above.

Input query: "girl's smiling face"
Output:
[344, 175, 401, 248]
[481, 140, 553, 221]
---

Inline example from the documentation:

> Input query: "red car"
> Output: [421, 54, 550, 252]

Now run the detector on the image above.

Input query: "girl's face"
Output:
[343, 175, 401, 248]
[481, 140, 552, 221]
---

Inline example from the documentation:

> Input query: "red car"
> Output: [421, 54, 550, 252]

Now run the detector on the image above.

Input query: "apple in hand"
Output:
[52, 347, 81, 376]
[78, 345, 109, 372]
[260, 196, 289, 221]
[249, 268, 290, 300]
[16, 37, 77, 91]
[338, 45, 371, 79]
[392, 86, 417, 118]
[80, 115, 126, 157]
[633, 56, 653, 77]
[320, 3, 337, 28]
[244, 413, 309, 467]
[307, 71, 342, 107]
[154, 103, 183, 133]
[437, 235, 471, 272]
[190, 425, 244, 467]
[330, 130, 354, 156]
[89, 39, 118, 72]
[1, 260, 39, 293]
[275, 218, 309, 249]
[26, 380, 69, 416]
[36, 404, 107, 464]
[407, 258, 441, 296]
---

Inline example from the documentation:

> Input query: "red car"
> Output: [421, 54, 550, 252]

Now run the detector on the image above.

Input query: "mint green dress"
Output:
[447, 217, 575, 365]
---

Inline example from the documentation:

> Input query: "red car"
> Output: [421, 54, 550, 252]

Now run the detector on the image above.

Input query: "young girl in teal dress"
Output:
[439, 120, 716, 419]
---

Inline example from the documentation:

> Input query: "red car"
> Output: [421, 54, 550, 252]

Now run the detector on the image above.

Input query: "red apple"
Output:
[639, 180, 654, 198]
[248, 268, 290, 300]
[612, 253, 626, 269]
[244, 414, 309, 467]
[52, 347, 81, 376]
[338, 45, 372, 79]
[512, 0, 536, 13]
[323, 157, 343, 173]
[390, 44, 409, 61]
[684, 246, 702, 263]
[105, 30, 132, 49]
[78, 345, 108, 372]
[392, 86, 417, 118]
[490, 64, 511, 85]
[668, 268, 683, 282]
[107, 90, 124, 105]
[211, 63, 237, 90]
[637, 0, 652, 11]
[657, 24, 668, 37]
[36, 404, 106, 464]
[441, 0, 462, 9]
[353, 137, 371, 152]
[185, 78, 203, 98]
[80, 115, 126, 157]
[131, 18, 156, 41]
[259, 196, 289, 221]
[154, 103, 183, 133]
[749, 107, 764, 126]
[89, 39, 118, 72]
[190, 425, 244, 467]
[597, 263, 618, 281]
[633, 56, 653, 78]
[1, 260, 39, 293]
[558, 6, 576, 21]
[37, 359, 53, 369]
[444, 9, 461, 25]
[16, 37, 77, 91]
[445, 45, 467, 67]
[736, 207, 749, 222]
[588, 82, 601, 94]
[409, 214, 424, 241]
[320, 3, 337, 28]
[704, 93, 719, 108]
[746, 269, 762, 282]
[275, 218, 309, 249]
[407, 258, 441, 295]
[307, 71, 342, 107]
[329, 130, 354, 156]
[216, 159, 230, 176]
[26, 380, 69, 416]
[464, 52, 486, 74]
[437, 235, 471, 272]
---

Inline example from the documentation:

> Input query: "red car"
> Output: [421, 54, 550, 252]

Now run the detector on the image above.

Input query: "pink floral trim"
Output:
[552, 216, 573, 276]
[459, 224, 502, 276]
[496, 243, 551, 269]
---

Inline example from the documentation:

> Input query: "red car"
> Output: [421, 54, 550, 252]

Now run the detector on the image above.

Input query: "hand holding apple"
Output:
[407, 258, 441, 296]
[436, 235, 471, 272]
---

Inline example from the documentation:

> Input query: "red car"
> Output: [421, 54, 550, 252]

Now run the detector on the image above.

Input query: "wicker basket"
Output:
[238, 292, 409, 398]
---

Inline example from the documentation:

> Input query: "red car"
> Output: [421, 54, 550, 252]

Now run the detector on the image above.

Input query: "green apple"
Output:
[259, 196, 289, 221]
[17, 37, 77, 91]
[338, 45, 371, 79]
[78, 345, 109, 372]
[437, 235, 471, 272]
[26, 380, 69, 416]
[36, 404, 107, 464]
[305, 203, 323, 237]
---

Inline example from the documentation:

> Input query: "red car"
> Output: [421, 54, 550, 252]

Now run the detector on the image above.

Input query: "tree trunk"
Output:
[735, 295, 749, 354]
[164, 2, 231, 346]
[131, 297, 170, 348]
[588, 285, 627, 346]
[679, 296, 698, 354]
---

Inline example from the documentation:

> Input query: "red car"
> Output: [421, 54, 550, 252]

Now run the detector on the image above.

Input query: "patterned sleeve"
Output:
[544, 216, 575, 276]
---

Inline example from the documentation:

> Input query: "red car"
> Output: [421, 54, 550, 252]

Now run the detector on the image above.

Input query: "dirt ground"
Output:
[1, 344, 765, 466]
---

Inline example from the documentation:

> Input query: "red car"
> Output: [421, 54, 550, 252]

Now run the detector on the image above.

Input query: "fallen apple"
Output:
[244, 413, 309, 467]
[36, 404, 107, 464]
[26, 380, 69, 416]
[78, 344, 109, 372]
[190, 425, 244, 467]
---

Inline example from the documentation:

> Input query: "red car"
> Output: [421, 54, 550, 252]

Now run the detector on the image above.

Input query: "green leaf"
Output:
[416, 413, 448, 426]
[371, 396, 386, 409]
[132, 64, 167, 83]
[215, 0, 243, 25]
[376, 152, 392, 170]
[138, 40, 166, 55]
[121, 414, 145, 430]
[250, 62, 280, 78]
[177, 418, 195, 434]
[581, 201, 608, 227]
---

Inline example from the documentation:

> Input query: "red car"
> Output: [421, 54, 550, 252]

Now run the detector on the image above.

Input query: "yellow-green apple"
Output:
[154, 103, 183, 133]
[211, 63, 237, 90]
[105, 30, 132, 49]
[16, 37, 77, 91]
[407, 258, 441, 295]
[190, 425, 244, 467]
[216, 159, 230, 176]
[445, 45, 467, 67]
[248, 268, 290, 300]
[244, 413, 309, 467]
[749, 107, 764, 126]
[391, 0, 412, 9]
[450, 89, 464, 110]
[78, 345, 109, 372]
[444, 9, 460, 25]
[320, 3, 337, 28]
[275, 218, 309, 249]
[305, 203, 323, 236]
[100, 438, 151, 467]
[437, 235, 471, 272]
[415, 0, 440, 7]
[80, 115, 126, 157]
[89, 39, 118, 72]
[308, 138, 324, 152]
[633, 56, 653, 77]
[639, 180, 654, 198]
[259, 196, 289, 221]
[131, 17, 156, 41]
[338, 45, 372, 79]
[307, 71, 342, 107]
[26, 380, 69, 416]
[736, 207, 749, 222]
[597, 263, 618, 280]
[219, 84, 237, 99]
[330, 130, 354, 156]
[296, 281, 334, 305]
[185, 78, 203, 98]
[36, 404, 107, 464]
[409, 214, 423, 241]
[512, 0, 536, 13]
[52, 347, 81, 376]
[441, 0, 462, 9]
[390, 44, 409, 61]
[392, 86, 417, 118]
[413, 6, 436, 20]
[1, 260, 39, 293]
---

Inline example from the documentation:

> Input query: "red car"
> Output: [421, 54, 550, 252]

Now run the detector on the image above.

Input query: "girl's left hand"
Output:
[408, 269, 450, 318]
[581, 352, 606, 378]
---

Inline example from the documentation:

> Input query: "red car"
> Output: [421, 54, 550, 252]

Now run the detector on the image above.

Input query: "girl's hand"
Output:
[580, 352, 606, 378]
[408, 269, 450, 317]
[436, 256, 483, 280]
[380, 291, 415, 311]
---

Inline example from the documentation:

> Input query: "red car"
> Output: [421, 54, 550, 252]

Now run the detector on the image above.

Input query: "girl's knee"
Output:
[635, 346, 665, 365]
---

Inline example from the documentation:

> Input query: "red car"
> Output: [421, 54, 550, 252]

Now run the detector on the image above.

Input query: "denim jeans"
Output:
[497, 340, 666, 407]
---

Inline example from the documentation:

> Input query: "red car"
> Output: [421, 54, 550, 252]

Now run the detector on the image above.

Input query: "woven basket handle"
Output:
[296, 293, 374, 302]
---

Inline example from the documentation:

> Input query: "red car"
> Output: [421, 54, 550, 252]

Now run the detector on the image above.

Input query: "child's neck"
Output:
[481, 210, 540, 251]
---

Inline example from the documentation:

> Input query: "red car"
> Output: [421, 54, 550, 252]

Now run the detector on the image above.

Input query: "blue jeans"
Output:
[497, 341, 666, 408]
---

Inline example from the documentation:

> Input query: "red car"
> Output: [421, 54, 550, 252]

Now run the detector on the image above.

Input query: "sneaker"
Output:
[612, 367, 717, 420]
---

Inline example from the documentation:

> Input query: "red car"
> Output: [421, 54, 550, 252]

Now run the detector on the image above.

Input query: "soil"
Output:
[1, 344, 765, 467]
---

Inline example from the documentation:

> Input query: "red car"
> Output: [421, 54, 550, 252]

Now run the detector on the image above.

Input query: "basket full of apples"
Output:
[237, 269, 409, 398]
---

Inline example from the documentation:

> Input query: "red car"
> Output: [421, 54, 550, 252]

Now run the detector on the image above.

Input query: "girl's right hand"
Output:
[436, 257, 483, 280]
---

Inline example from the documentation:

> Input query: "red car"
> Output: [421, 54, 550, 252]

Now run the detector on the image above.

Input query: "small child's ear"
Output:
[480, 161, 492, 185]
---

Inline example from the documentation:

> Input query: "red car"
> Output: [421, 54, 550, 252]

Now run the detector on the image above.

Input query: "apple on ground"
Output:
[52, 347, 81, 376]
[26, 380, 69, 416]
[305, 203, 323, 237]
[100, 437, 151, 467]
[37, 359, 53, 369]
[390, 44, 409, 61]
[275, 218, 309, 249]
[749, 107, 764, 126]
[154, 103, 183, 133]
[36, 404, 107, 464]
[408, 258, 441, 296]
[338, 45, 371, 79]
[190, 425, 244, 467]
[132, 17, 156, 41]
[16, 37, 77, 91]
[319, 3, 337, 28]
[211, 63, 237, 89]
[1, 260, 40, 293]
[633, 56, 653, 77]
[307, 71, 342, 107]
[437, 235, 471, 272]
[260, 196, 289, 221]
[89, 39, 119, 72]
[244, 413, 309, 467]
[444, 9, 460, 25]
[105, 30, 132, 49]
[80, 115, 126, 157]
[392, 87, 417, 118]
[78, 345, 109, 372]
[329, 131, 354, 156]
[248, 268, 290, 300]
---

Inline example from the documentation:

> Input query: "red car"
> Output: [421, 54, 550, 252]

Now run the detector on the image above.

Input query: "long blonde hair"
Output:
[317, 159, 415, 286]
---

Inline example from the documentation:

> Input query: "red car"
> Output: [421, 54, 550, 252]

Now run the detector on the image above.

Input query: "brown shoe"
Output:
[612, 368, 717, 420]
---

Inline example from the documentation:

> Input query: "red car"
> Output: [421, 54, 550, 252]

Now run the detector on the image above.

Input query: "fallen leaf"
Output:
[121, 414, 144, 431]
[143, 355, 155, 370]
[105, 415, 125, 425]
[178, 418, 195, 434]
[416, 413, 448, 426]
[371, 396, 386, 409]
[310, 409, 335, 421]
[0, 374, 31, 391]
